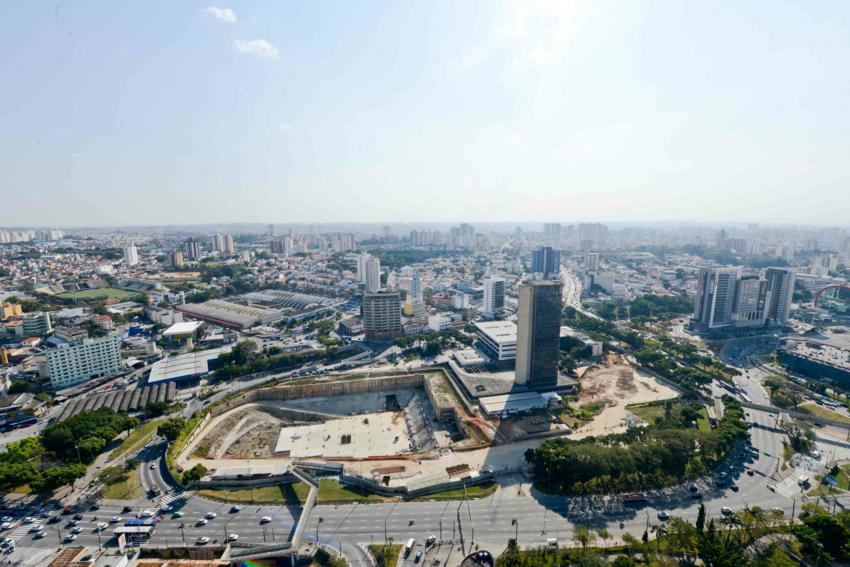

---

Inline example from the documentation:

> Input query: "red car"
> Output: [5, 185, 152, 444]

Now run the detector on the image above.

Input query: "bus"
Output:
[404, 538, 415, 558]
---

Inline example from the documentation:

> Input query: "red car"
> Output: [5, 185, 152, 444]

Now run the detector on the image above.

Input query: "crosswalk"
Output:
[1, 545, 58, 566]
[159, 489, 191, 508]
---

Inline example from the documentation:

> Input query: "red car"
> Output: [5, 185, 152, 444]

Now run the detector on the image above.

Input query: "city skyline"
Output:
[3, 1, 850, 226]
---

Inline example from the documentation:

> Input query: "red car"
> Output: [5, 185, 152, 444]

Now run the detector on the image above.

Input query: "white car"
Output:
[70, 526, 83, 534]
[64, 534, 77, 542]
[29, 524, 43, 533]
[196, 518, 208, 526]
[657, 511, 669, 521]
[0, 522, 12, 531]
[227, 533, 239, 542]
[22, 517, 34, 524]
[721, 507, 732, 515]
[0, 517, 11, 523]
[260, 516, 272, 524]
[33, 531, 45, 539]
[205, 512, 217, 519]
[139, 510, 154, 518]
[110, 516, 121, 523]
[196, 536, 210, 545]
[96, 522, 109, 530]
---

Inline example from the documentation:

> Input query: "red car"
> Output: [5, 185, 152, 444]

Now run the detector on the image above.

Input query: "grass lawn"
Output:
[798, 402, 850, 425]
[199, 479, 387, 505]
[110, 419, 163, 461]
[56, 287, 139, 301]
[412, 481, 497, 501]
[102, 471, 143, 500]
[626, 399, 711, 432]
[10, 484, 31, 494]
[368, 544, 402, 567]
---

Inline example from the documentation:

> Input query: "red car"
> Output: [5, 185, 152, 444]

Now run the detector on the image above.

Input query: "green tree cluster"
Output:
[529, 397, 747, 494]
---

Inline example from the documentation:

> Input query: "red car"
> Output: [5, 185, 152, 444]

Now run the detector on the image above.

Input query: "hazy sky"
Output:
[3, 1, 850, 227]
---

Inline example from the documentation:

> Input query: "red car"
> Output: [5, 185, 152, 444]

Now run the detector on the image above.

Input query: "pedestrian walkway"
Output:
[1, 545, 57, 566]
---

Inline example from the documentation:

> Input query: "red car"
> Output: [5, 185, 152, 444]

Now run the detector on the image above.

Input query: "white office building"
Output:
[44, 336, 123, 390]
[365, 258, 382, 292]
[474, 320, 518, 362]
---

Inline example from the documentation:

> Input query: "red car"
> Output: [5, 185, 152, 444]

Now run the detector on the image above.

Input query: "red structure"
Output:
[814, 284, 850, 307]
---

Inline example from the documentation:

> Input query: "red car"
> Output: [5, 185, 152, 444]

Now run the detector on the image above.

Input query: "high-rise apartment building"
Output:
[364, 258, 382, 292]
[531, 246, 561, 279]
[184, 238, 201, 261]
[733, 275, 767, 327]
[214, 234, 235, 255]
[123, 244, 139, 266]
[578, 223, 608, 248]
[410, 272, 423, 301]
[481, 277, 505, 316]
[584, 252, 600, 272]
[170, 249, 185, 268]
[362, 291, 402, 340]
[515, 280, 562, 388]
[764, 267, 795, 327]
[543, 223, 562, 238]
[44, 336, 123, 390]
[693, 267, 740, 331]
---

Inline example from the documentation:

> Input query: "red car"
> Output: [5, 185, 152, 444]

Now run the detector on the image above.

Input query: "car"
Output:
[149, 463, 157, 470]
[714, 514, 728, 523]
[33, 531, 45, 539]
[196, 518, 208, 526]
[205, 512, 217, 519]
[771, 507, 785, 515]
[691, 491, 702, 499]
[90, 504, 100, 511]
[62, 507, 73, 515]
[173, 511, 184, 518]
[29, 525, 43, 533]
[260, 516, 272, 524]
[47, 515, 60, 524]
[122, 506, 133, 513]
[73, 513, 83, 521]
[0, 523, 11, 531]
[110, 516, 121, 523]
[730, 485, 739, 492]
[196, 536, 210, 545]
[71, 526, 83, 534]
[426, 535, 436, 546]
[721, 507, 732, 515]
[160, 505, 173, 513]
[657, 511, 669, 521]
[230, 506, 241, 513]
[0, 517, 11, 523]
[22, 517, 34, 524]
[64, 534, 77, 542]
[96, 522, 109, 530]
[227, 533, 239, 542]
[415, 550, 423, 563]
[688, 484, 699, 492]
[139, 510, 154, 518]
[747, 469, 755, 476]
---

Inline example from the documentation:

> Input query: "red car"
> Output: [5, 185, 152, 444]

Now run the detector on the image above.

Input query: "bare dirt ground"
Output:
[192, 405, 293, 459]
[571, 354, 679, 440]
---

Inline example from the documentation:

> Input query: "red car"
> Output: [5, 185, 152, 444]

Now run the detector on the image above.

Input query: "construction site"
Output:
[175, 358, 681, 496]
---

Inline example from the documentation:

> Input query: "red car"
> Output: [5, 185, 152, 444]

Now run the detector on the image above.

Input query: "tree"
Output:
[696, 503, 706, 533]
[573, 525, 593, 550]
[8, 381, 31, 394]
[144, 400, 170, 418]
[596, 528, 611, 549]
[182, 463, 208, 484]
[157, 418, 185, 442]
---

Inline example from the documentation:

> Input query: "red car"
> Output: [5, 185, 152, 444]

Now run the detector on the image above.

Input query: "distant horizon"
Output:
[2, 219, 849, 232]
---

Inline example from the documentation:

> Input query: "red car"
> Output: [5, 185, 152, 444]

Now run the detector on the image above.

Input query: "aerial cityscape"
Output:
[4, 2, 850, 567]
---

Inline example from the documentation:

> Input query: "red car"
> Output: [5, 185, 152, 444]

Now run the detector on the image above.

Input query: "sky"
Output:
[2, 1, 850, 227]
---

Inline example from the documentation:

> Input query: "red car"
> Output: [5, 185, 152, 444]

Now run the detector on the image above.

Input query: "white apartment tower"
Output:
[482, 277, 506, 316]
[123, 244, 139, 266]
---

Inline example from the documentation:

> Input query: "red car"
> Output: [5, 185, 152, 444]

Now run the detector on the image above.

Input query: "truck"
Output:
[404, 538, 415, 558]
[621, 492, 648, 505]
